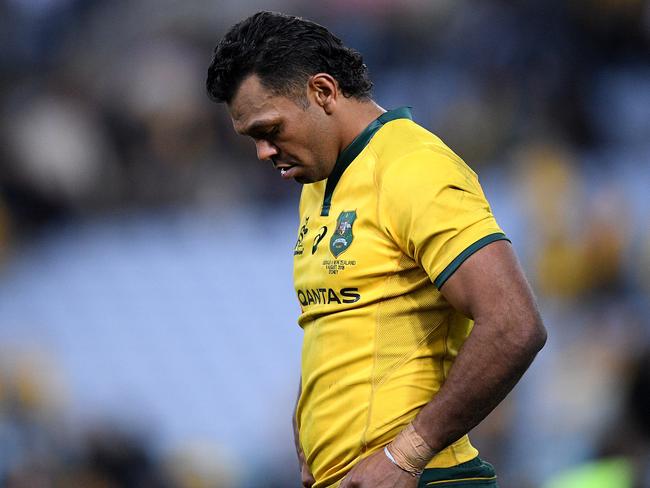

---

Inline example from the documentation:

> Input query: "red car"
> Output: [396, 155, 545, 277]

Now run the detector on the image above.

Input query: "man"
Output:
[206, 11, 546, 488]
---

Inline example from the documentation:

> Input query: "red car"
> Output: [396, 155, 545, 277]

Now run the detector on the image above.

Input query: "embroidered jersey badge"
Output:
[330, 210, 357, 257]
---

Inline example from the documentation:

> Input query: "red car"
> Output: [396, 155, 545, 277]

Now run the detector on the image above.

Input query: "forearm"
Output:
[411, 314, 546, 453]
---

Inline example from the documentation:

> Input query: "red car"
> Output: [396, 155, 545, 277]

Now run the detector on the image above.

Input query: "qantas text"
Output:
[296, 287, 361, 306]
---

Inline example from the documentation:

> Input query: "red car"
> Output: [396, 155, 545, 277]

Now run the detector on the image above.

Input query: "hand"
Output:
[299, 449, 316, 488]
[339, 449, 419, 488]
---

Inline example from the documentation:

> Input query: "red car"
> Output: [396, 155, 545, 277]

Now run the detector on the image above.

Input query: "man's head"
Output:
[206, 11, 374, 183]
[206, 11, 372, 106]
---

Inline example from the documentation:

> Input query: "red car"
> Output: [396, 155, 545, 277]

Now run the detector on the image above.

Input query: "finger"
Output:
[301, 476, 315, 488]
[339, 474, 358, 488]
[301, 465, 315, 488]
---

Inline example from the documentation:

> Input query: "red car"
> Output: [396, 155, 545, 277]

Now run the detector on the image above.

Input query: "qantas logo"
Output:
[296, 287, 360, 306]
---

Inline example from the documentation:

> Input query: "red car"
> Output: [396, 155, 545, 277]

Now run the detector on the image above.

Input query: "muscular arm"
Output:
[341, 240, 546, 487]
[411, 239, 547, 451]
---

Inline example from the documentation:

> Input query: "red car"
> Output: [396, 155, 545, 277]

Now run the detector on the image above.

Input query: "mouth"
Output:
[274, 162, 298, 180]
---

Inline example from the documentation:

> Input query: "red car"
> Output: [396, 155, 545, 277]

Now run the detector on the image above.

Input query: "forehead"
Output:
[228, 75, 295, 134]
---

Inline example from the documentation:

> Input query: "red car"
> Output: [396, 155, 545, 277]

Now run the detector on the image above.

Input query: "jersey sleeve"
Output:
[378, 147, 509, 289]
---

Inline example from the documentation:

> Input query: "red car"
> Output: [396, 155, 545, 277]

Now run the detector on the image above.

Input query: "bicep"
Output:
[439, 240, 540, 326]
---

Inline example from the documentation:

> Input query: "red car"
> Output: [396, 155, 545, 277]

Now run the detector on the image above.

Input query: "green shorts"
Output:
[418, 457, 498, 487]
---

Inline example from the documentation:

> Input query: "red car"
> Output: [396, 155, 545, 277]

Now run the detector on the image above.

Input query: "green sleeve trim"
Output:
[433, 233, 510, 289]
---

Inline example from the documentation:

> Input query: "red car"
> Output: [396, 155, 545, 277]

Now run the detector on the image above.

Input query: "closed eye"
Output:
[264, 125, 281, 139]
[246, 123, 276, 139]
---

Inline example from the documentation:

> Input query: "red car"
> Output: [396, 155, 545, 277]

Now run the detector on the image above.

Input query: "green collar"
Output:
[320, 106, 413, 217]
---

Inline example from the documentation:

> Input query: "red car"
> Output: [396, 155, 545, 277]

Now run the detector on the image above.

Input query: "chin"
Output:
[297, 172, 328, 184]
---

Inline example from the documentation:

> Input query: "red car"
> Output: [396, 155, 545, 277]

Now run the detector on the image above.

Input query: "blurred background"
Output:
[1, 0, 649, 486]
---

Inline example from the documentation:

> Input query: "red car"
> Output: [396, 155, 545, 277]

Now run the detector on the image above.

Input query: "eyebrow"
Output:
[238, 119, 279, 137]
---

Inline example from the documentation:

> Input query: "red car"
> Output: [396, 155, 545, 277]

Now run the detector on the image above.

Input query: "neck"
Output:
[337, 100, 385, 156]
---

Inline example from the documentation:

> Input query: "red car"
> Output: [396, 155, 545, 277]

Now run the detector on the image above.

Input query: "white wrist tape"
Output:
[385, 423, 436, 476]
[384, 446, 398, 465]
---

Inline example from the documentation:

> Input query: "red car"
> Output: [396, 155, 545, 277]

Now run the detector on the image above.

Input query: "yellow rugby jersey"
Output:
[293, 107, 508, 488]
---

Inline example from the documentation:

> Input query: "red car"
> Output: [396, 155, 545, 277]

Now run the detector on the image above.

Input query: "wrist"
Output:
[385, 423, 436, 476]
[384, 446, 419, 477]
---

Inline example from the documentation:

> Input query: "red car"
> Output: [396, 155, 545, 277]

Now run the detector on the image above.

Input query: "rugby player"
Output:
[206, 11, 546, 488]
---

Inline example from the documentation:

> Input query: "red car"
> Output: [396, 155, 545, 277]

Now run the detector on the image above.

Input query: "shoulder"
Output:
[370, 119, 478, 192]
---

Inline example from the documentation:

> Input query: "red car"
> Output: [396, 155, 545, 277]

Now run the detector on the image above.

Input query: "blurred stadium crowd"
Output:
[1, 0, 649, 486]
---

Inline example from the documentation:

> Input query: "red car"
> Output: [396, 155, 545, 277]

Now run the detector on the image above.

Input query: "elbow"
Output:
[494, 307, 546, 359]
[477, 306, 547, 359]
[518, 313, 547, 357]
[530, 318, 547, 353]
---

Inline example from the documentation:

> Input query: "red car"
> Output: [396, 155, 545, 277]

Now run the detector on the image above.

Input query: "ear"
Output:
[308, 73, 338, 114]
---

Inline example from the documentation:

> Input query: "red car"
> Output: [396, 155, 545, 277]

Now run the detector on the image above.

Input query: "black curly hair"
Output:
[206, 11, 373, 105]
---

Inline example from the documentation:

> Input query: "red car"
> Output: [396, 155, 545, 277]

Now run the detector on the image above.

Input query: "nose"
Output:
[255, 139, 278, 161]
